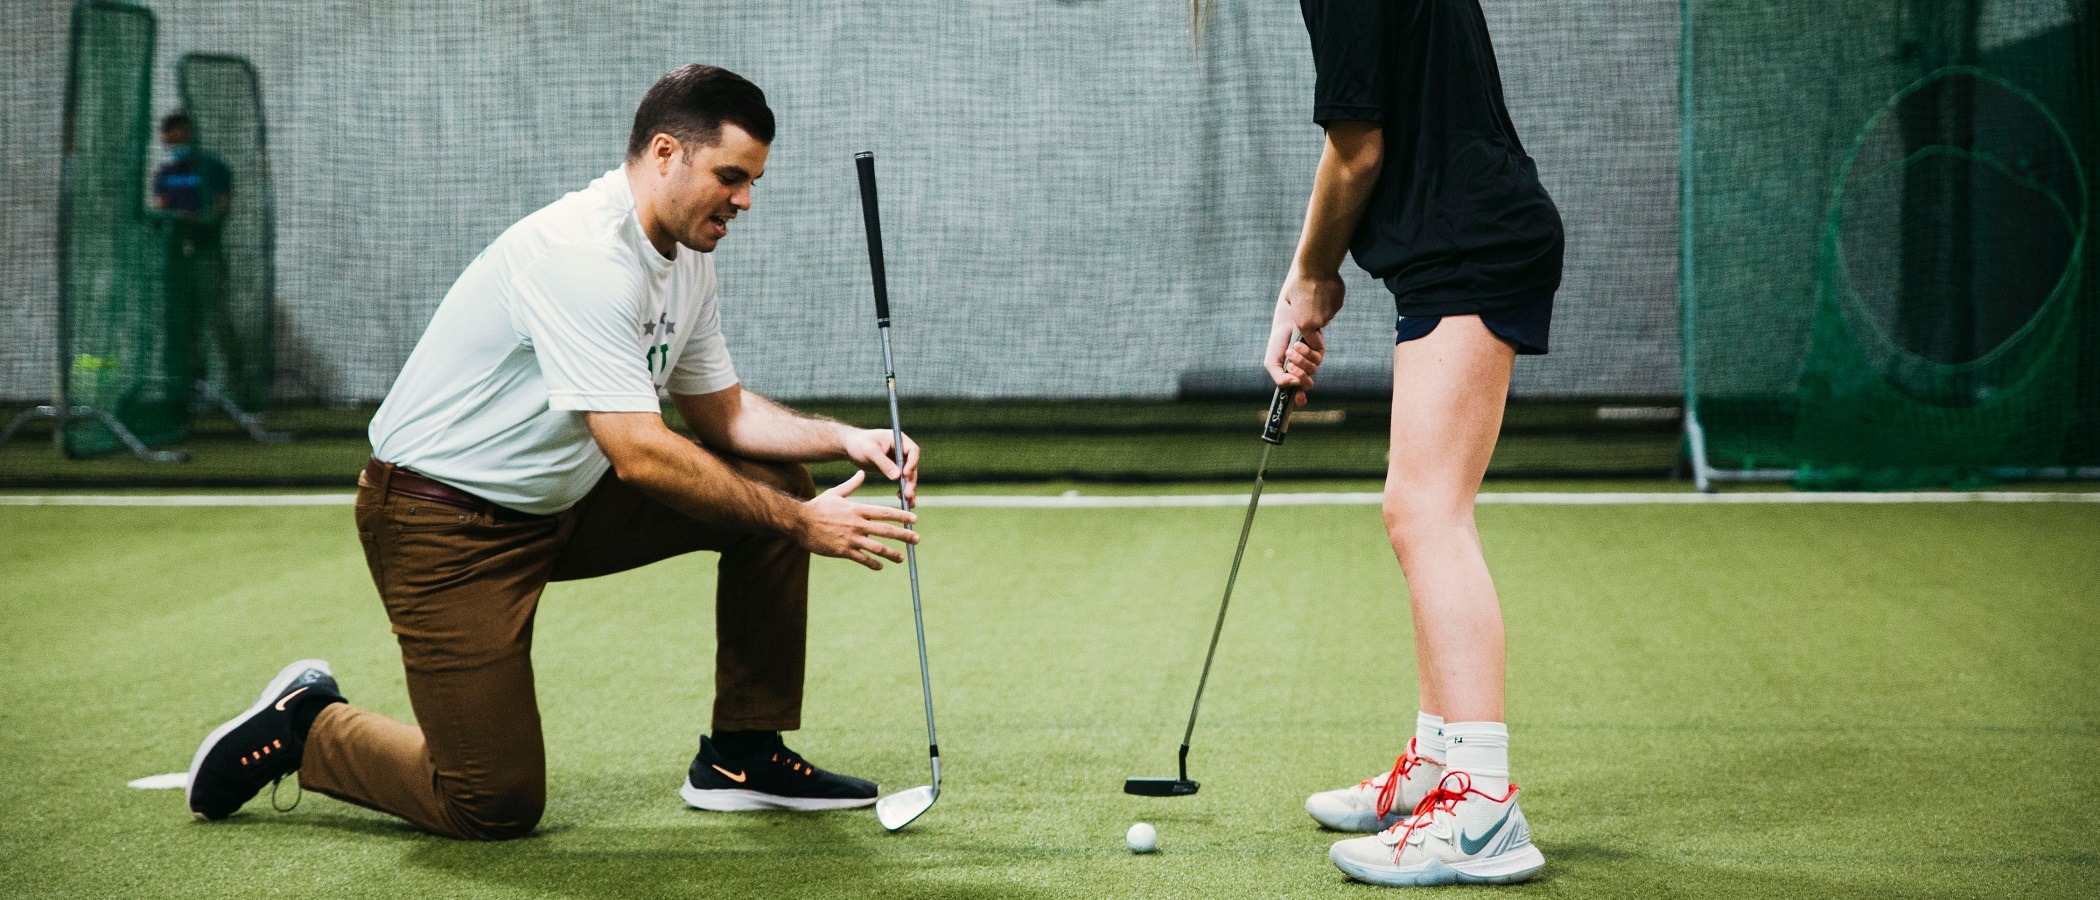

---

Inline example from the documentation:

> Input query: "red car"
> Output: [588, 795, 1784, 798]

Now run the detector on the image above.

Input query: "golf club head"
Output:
[1123, 777, 1200, 797]
[876, 784, 937, 831]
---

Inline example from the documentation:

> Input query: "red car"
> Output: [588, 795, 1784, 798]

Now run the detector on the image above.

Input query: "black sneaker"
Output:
[186, 659, 341, 821]
[679, 735, 878, 811]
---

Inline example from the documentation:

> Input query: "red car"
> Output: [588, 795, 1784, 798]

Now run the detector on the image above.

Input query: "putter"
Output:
[857, 151, 941, 832]
[1125, 351, 1299, 797]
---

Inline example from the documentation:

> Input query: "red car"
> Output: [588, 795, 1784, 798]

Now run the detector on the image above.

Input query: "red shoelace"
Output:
[1383, 770, 1521, 862]
[1369, 737, 1432, 820]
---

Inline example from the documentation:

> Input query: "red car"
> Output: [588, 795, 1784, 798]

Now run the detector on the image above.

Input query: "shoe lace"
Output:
[236, 734, 303, 813]
[1381, 770, 1520, 862]
[1369, 738, 1430, 819]
[269, 774, 303, 813]
[770, 750, 817, 778]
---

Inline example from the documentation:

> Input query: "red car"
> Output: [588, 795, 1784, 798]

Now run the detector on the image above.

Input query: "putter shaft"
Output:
[1177, 438, 1275, 778]
[1163, 335, 1300, 785]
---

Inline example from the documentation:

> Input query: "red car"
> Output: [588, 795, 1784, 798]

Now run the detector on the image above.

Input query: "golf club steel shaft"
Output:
[881, 326, 939, 763]
[858, 151, 940, 777]
[1179, 438, 1273, 760]
[1176, 338, 1298, 780]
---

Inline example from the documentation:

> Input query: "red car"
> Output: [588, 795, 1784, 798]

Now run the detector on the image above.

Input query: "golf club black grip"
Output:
[855, 152, 890, 325]
[1261, 383, 1295, 445]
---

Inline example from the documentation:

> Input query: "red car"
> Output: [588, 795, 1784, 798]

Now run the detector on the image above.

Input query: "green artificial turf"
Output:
[1, 499, 2096, 897]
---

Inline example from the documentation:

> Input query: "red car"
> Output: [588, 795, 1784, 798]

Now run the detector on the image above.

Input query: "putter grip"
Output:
[855, 152, 890, 324]
[1261, 382, 1295, 445]
[1261, 326, 1305, 445]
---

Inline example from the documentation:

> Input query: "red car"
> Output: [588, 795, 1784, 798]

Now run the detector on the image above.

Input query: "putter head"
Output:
[876, 784, 937, 831]
[1123, 777, 1200, 797]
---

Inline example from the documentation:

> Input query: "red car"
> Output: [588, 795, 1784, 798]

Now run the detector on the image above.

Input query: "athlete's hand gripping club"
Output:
[1262, 119, 1374, 405]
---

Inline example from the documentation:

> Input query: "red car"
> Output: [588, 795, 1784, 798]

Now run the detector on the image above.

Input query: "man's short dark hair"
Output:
[161, 111, 189, 132]
[626, 65, 774, 159]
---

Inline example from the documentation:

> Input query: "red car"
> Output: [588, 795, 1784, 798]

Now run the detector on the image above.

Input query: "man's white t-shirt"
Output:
[369, 168, 738, 515]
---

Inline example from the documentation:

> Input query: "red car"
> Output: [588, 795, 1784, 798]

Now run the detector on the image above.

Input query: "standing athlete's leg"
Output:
[1325, 314, 1543, 887]
[1304, 316, 1511, 836]
[1385, 315, 1512, 724]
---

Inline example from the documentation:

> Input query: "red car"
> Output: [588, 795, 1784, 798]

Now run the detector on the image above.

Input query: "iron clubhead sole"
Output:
[876, 784, 937, 831]
[1123, 777, 1200, 797]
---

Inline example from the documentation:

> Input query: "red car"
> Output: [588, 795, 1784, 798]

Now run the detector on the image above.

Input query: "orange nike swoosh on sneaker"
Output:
[710, 764, 748, 783]
[273, 686, 310, 711]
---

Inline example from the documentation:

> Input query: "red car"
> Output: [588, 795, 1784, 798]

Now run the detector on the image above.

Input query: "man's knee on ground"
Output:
[442, 777, 544, 841]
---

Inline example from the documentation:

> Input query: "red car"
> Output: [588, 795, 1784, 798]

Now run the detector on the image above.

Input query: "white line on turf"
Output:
[923, 491, 2100, 506]
[126, 772, 190, 790]
[3, 491, 2098, 508]
[0, 494, 355, 506]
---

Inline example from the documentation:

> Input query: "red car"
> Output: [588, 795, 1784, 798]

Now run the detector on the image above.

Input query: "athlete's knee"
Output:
[441, 775, 544, 841]
[1381, 481, 1472, 544]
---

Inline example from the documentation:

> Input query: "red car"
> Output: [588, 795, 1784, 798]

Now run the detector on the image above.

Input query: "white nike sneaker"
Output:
[1329, 770, 1544, 887]
[1305, 738, 1445, 832]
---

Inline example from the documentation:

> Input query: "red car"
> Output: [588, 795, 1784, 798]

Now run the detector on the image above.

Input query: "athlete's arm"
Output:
[585, 410, 917, 570]
[672, 385, 920, 503]
[1265, 120, 1381, 398]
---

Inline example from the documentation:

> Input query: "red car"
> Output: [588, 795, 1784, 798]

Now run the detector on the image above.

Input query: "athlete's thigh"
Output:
[1387, 315, 1515, 501]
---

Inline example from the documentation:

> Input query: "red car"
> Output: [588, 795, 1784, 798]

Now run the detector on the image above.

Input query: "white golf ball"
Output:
[1126, 821, 1158, 853]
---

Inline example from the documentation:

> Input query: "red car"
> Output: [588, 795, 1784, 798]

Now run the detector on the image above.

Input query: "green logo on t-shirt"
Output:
[643, 313, 676, 374]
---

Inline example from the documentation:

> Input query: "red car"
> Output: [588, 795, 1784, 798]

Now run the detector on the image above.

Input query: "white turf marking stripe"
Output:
[925, 492, 2100, 507]
[0, 494, 355, 506]
[127, 771, 190, 790]
[2, 491, 2098, 508]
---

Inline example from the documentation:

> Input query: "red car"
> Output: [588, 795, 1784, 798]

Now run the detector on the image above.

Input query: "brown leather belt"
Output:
[362, 457, 541, 519]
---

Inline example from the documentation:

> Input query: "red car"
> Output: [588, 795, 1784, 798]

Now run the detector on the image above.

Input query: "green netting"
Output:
[58, 0, 187, 457]
[176, 53, 276, 415]
[1685, 0, 2098, 489]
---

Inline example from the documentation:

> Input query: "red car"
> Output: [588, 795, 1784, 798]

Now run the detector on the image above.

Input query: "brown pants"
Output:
[300, 453, 814, 840]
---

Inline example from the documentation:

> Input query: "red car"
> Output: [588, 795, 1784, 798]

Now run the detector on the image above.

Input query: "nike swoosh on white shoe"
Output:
[1458, 808, 1513, 855]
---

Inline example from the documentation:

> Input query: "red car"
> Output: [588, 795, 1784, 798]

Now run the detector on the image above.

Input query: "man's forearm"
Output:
[612, 418, 809, 538]
[1292, 123, 1384, 276]
[706, 390, 854, 463]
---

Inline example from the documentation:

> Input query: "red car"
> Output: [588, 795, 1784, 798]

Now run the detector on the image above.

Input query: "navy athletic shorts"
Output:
[1395, 295, 1553, 356]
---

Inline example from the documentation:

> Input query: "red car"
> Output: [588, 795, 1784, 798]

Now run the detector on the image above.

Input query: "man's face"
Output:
[656, 124, 768, 253]
[162, 123, 189, 148]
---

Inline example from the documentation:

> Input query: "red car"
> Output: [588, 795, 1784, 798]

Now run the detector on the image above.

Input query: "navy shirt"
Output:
[1301, 0, 1564, 315]
[152, 147, 230, 216]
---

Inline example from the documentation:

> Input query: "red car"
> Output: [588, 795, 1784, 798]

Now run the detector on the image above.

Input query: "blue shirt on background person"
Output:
[152, 112, 231, 224]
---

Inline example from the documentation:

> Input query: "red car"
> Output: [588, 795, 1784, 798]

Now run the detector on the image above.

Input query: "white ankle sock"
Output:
[1442, 721, 1510, 796]
[1414, 711, 1447, 764]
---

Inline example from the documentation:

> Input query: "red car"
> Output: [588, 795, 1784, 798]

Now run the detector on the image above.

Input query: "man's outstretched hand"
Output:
[798, 470, 919, 571]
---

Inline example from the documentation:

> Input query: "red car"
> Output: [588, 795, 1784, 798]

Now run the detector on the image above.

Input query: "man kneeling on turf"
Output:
[184, 65, 922, 839]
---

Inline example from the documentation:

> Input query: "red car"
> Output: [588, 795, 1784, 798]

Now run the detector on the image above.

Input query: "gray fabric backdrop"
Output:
[0, 0, 1679, 403]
